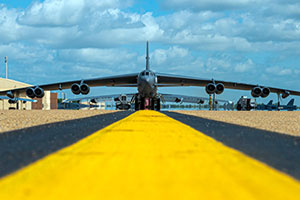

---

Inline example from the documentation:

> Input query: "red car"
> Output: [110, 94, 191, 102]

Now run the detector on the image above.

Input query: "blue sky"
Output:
[0, 0, 300, 104]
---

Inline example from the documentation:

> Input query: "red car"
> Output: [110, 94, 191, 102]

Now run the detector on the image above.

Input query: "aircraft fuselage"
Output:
[137, 70, 157, 98]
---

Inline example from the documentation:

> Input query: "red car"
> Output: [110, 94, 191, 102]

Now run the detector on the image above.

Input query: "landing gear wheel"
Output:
[135, 96, 140, 111]
[150, 98, 155, 110]
[155, 98, 161, 111]
[140, 97, 145, 110]
[237, 104, 242, 111]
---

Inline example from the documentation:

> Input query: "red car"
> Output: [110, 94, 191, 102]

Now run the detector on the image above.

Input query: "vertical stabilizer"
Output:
[146, 41, 150, 70]
[267, 100, 273, 105]
[287, 99, 294, 106]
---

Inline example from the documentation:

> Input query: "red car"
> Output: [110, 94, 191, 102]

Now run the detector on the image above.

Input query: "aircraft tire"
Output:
[155, 98, 161, 111]
[237, 104, 242, 111]
[135, 96, 140, 111]
[150, 98, 155, 110]
[140, 97, 145, 110]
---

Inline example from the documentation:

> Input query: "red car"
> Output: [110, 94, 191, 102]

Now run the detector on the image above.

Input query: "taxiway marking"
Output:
[0, 110, 299, 200]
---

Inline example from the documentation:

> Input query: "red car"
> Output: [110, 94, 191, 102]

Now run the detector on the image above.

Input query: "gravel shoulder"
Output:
[0, 110, 117, 133]
[173, 111, 300, 136]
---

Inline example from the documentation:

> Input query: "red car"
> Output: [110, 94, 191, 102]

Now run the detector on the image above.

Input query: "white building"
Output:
[0, 78, 57, 110]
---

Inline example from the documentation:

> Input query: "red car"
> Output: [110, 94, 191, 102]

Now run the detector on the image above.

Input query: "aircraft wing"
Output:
[0, 73, 139, 96]
[160, 94, 230, 104]
[156, 73, 300, 96]
[0, 96, 37, 102]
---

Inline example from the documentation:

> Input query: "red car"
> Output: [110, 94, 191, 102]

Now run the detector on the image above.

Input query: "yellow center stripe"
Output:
[0, 110, 299, 200]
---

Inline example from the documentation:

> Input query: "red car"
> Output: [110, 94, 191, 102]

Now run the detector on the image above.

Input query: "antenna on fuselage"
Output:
[146, 41, 150, 70]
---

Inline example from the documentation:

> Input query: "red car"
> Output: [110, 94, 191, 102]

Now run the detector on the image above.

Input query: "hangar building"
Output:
[0, 78, 57, 110]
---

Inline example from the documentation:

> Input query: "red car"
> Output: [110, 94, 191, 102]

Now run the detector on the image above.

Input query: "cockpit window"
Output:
[146, 72, 150, 76]
[141, 72, 145, 76]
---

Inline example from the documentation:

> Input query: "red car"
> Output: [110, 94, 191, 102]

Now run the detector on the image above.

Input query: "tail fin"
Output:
[146, 41, 150, 70]
[287, 99, 294, 106]
[267, 100, 273, 105]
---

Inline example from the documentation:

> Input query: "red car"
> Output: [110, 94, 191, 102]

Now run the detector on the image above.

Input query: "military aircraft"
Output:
[256, 99, 297, 111]
[279, 99, 297, 111]
[256, 100, 274, 111]
[63, 93, 231, 110]
[0, 96, 37, 104]
[1, 41, 300, 111]
[63, 94, 133, 110]
[223, 101, 234, 111]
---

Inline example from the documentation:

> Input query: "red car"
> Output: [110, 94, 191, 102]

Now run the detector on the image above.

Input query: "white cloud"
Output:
[0, 7, 21, 42]
[234, 59, 254, 72]
[151, 46, 189, 66]
[58, 48, 136, 66]
[266, 66, 294, 76]
[162, 0, 259, 11]
[17, 0, 133, 26]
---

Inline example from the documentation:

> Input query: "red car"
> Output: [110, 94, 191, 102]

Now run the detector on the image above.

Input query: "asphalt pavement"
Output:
[0, 111, 132, 178]
[165, 111, 300, 180]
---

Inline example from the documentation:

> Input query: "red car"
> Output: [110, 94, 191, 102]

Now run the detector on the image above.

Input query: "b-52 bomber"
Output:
[1, 41, 300, 111]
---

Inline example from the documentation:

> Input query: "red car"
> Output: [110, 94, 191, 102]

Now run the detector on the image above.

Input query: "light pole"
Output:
[5, 56, 7, 79]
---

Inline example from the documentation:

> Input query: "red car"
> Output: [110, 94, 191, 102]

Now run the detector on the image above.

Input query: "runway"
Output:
[0, 111, 300, 199]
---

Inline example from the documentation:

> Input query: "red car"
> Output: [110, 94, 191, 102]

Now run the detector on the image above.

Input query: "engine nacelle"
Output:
[71, 83, 90, 95]
[71, 83, 81, 95]
[34, 87, 44, 98]
[90, 99, 97, 104]
[251, 87, 262, 98]
[8, 99, 17, 104]
[198, 99, 205, 104]
[282, 91, 290, 99]
[205, 83, 216, 95]
[114, 97, 119, 102]
[175, 98, 181, 103]
[80, 83, 90, 95]
[215, 83, 225, 95]
[261, 87, 270, 98]
[7, 91, 14, 99]
[26, 88, 36, 98]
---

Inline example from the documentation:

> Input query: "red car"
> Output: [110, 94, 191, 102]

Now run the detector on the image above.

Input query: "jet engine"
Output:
[198, 99, 205, 104]
[175, 98, 181, 103]
[261, 87, 270, 98]
[26, 88, 36, 98]
[26, 87, 45, 98]
[71, 83, 81, 95]
[71, 83, 90, 95]
[215, 83, 225, 95]
[205, 83, 216, 94]
[8, 99, 17, 104]
[7, 91, 14, 99]
[251, 87, 262, 98]
[80, 83, 90, 95]
[34, 87, 45, 98]
[282, 91, 290, 99]
[90, 99, 97, 104]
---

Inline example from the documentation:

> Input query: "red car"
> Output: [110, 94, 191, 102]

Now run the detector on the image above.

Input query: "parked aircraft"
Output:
[223, 101, 234, 111]
[63, 93, 231, 110]
[0, 96, 37, 104]
[63, 94, 134, 110]
[256, 99, 297, 111]
[1, 42, 300, 111]
[256, 100, 274, 111]
[278, 99, 297, 111]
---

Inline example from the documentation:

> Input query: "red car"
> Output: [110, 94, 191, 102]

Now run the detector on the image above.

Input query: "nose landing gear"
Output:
[134, 96, 161, 111]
